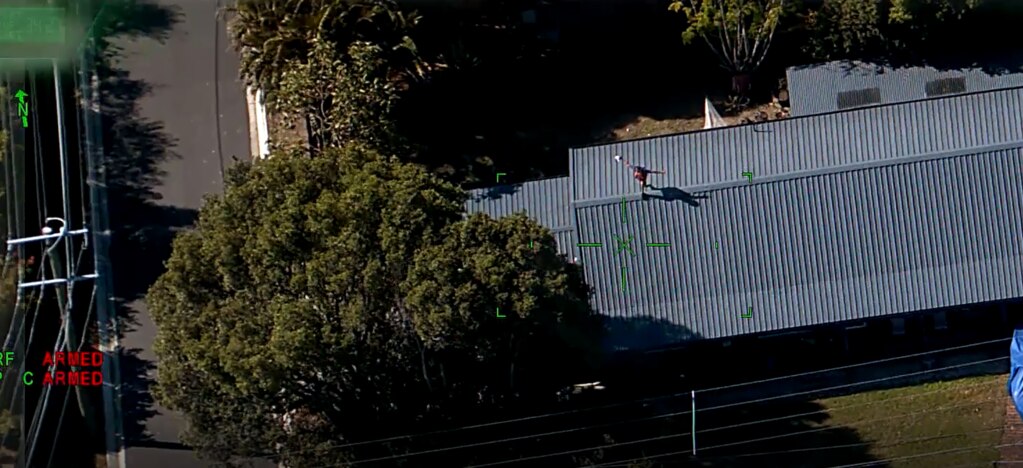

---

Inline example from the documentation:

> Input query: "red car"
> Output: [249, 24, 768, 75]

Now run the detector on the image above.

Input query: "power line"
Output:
[471, 394, 1005, 467]
[267, 336, 1010, 460]
[26, 246, 80, 463]
[28, 57, 102, 468]
[945, 463, 1000, 468]
[701, 337, 1009, 393]
[5, 56, 103, 468]
[0, 269, 48, 450]
[24, 321, 68, 464]
[29, 69, 46, 227]
[324, 410, 678, 466]
[332, 365, 1005, 466]
[333, 355, 1007, 466]
[43, 387, 72, 468]
[592, 426, 1005, 467]
[699, 397, 1003, 452]
[465, 429, 692, 468]
[824, 440, 1023, 468]
[696, 377, 1002, 436]
[44, 285, 97, 467]
[699, 356, 1007, 413]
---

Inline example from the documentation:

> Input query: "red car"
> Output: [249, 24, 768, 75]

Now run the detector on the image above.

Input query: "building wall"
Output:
[787, 61, 1023, 116]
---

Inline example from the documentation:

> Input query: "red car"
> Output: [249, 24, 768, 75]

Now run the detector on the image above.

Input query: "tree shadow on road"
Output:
[85, 0, 188, 448]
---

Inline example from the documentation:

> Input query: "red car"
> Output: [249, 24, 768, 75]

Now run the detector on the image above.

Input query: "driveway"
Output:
[99, 0, 252, 466]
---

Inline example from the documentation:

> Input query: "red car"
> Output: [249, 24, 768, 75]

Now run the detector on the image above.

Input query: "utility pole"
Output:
[51, 58, 98, 424]
[79, 31, 126, 468]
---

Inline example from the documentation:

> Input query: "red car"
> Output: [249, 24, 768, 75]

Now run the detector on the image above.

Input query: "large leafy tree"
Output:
[668, 0, 792, 91]
[147, 144, 600, 465]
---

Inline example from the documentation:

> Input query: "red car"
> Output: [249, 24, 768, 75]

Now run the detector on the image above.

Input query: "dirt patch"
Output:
[262, 99, 790, 166]
[267, 111, 309, 153]
[612, 101, 790, 141]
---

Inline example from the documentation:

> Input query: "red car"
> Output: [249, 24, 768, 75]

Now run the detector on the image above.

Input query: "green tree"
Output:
[227, 0, 424, 101]
[888, 0, 984, 23]
[272, 39, 402, 154]
[0, 126, 6, 240]
[803, 0, 886, 60]
[803, 0, 987, 61]
[668, 0, 792, 91]
[146, 144, 601, 465]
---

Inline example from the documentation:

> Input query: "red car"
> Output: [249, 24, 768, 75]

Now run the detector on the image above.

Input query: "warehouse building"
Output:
[466, 85, 1023, 360]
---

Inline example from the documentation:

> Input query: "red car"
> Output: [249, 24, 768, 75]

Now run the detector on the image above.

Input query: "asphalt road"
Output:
[105, 0, 252, 466]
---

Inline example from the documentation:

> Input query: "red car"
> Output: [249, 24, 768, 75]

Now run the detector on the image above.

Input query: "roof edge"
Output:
[568, 85, 1023, 151]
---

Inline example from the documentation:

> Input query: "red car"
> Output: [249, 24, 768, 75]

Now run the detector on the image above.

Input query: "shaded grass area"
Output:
[616, 374, 1008, 467]
[816, 374, 1005, 467]
[570, 375, 1007, 468]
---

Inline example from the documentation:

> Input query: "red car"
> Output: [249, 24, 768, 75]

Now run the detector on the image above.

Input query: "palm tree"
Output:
[227, 0, 425, 99]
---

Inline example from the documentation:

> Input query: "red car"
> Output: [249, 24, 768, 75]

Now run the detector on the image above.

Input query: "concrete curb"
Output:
[245, 86, 269, 159]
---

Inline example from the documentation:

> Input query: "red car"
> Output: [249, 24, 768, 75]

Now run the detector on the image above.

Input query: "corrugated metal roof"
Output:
[465, 177, 572, 228]
[471, 88, 1023, 350]
[568, 86, 1023, 203]
[787, 61, 1023, 116]
[576, 145, 1023, 346]
[465, 177, 576, 257]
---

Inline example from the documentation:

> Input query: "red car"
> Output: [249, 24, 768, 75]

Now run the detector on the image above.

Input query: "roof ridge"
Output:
[573, 141, 1023, 204]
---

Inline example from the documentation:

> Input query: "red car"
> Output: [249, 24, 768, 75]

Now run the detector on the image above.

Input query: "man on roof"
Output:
[615, 155, 664, 193]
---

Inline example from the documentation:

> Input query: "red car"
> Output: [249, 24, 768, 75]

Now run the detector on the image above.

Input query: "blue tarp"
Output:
[1008, 329, 1023, 421]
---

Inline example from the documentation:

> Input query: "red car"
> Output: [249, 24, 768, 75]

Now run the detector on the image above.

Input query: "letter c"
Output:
[22, 371, 32, 386]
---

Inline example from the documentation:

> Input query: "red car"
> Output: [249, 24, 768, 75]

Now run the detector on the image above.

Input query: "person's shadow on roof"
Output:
[645, 186, 709, 207]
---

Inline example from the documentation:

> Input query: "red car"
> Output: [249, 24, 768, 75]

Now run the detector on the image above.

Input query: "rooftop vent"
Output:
[836, 87, 882, 110]
[925, 77, 967, 97]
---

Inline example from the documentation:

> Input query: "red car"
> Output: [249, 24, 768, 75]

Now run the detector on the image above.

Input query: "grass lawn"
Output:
[584, 373, 1009, 467]
[815, 373, 1007, 467]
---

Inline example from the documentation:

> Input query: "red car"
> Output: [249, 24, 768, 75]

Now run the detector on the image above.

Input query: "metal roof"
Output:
[576, 145, 1023, 347]
[469, 89, 1023, 350]
[465, 177, 577, 258]
[568, 86, 1023, 203]
[786, 61, 1023, 116]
